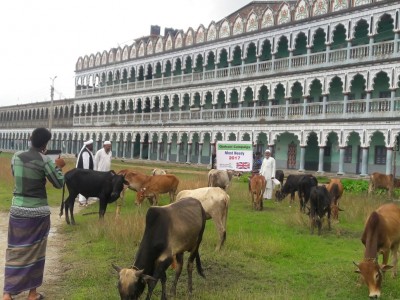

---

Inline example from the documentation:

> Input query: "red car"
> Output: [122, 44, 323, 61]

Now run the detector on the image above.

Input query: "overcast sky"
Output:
[0, 0, 251, 106]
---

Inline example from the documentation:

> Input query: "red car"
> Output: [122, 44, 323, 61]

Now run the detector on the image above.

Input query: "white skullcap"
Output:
[103, 141, 111, 145]
[265, 149, 271, 153]
[83, 139, 93, 146]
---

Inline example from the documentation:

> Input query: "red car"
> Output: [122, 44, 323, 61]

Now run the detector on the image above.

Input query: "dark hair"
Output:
[31, 128, 51, 148]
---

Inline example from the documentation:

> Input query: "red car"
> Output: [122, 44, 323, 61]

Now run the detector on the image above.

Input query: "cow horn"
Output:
[112, 263, 122, 273]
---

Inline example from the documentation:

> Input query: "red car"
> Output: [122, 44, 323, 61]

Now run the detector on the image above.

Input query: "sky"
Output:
[0, 0, 252, 106]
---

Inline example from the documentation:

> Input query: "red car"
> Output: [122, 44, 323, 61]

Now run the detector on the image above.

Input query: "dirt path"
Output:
[0, 207, 69, 299]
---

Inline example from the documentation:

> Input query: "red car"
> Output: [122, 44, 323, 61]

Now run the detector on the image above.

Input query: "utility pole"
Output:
[49, 76, 57, 131]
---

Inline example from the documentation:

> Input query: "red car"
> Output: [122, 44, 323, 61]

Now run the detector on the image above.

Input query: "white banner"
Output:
[216, 141, 253, 171]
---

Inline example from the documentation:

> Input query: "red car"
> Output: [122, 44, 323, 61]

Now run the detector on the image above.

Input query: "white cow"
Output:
[151, 168, 167, 175]
[176, 187, 230, 250]
[207, 169, 234, 190]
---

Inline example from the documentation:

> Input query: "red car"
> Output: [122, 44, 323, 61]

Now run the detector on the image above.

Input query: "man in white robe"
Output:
[94, 141, 112, 172]
[259, 149, 276, 200]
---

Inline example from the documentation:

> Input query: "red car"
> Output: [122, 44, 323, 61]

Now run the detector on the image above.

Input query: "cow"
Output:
[116, 170, 153, 215]
[112, 198, 206, 300]
[176, 187, 230, 250]
[207, 169, 234, 190]
[275, 174, 318, 212]
[326, 178, 344, 221]
[249, 175, 266, 211]
[368, 172, 400, 198]
[136, 174, 179, 205]
[309, 185, 332, 235]
[354, 203, 400, 298]
[151, 168, 167, 175]
[59, 169, 128, 225]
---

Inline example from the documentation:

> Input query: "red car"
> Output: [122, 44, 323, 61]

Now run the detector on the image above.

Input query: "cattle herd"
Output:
[58, 167, 400, 299]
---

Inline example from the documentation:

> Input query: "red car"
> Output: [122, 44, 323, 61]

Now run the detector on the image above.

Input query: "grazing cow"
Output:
[136, 174, 179, 205]
[309, 185, 332, 235]
[368, 172, 400, 198]
[207, 169, 234, 190]
[112, 198, 206, 300]
[326, 178, 344, 220]
[249, 175, 266, 211]
[275, 174, 318, 212]
[275, 170, 284, 185]
[151, 168, 167, 175]
[59, 169, 127, 225]
[176, 187, 230, 250]
[354, 203, 400, 298]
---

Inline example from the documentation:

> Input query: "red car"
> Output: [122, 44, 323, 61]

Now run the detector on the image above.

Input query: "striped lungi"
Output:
[3, 215, 50, 294]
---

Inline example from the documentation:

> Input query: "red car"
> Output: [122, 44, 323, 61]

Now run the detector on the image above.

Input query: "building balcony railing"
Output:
[75, 40, 400, 98]
[72, 97, 400, 127]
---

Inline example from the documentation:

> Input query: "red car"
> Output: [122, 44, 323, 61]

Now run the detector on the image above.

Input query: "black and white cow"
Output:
[59, 169, 127, 225]
[309, 185, 332, 235]
[112, 197, 206, 300]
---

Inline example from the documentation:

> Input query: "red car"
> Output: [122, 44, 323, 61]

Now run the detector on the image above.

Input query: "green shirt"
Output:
[11, 148, 64, 208]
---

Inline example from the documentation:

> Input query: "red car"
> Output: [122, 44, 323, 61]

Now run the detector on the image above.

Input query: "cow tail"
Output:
[59, 182, 66, 217]
[195, 252, 205, 278]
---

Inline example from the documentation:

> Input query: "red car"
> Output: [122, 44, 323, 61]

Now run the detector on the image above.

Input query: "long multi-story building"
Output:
[1, 0, 400, 175]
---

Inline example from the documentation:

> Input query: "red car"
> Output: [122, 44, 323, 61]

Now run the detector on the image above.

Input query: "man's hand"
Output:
[55, 158, 66, 169]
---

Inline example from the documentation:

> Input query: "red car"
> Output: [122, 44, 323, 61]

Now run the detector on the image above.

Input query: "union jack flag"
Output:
[236, 162, 250, 169]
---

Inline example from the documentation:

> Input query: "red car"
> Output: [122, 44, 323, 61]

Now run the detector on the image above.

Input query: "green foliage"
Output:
[341, 178, 369, 193]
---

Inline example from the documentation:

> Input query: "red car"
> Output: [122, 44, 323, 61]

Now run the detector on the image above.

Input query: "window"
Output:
[344, 146, 352, 163]
[374, 146, 386, 165]
[379, 91, 391, 99]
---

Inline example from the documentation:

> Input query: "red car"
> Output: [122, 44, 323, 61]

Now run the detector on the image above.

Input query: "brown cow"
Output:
[325, 178, 344, 220]
[176, 187, 230, 250]
[368, 172, 400, 198]
[249, 175, 266, 211]
[354, 203, 400, 298]
[116, 170, 152, 215]
[136, 174, 179, 205]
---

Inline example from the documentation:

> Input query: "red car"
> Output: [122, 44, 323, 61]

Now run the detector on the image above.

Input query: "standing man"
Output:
[260, 149, 276, 200]
[76, 139, 94, 206]
[3, 127, 65, 300]
[94, 141, 112, 172]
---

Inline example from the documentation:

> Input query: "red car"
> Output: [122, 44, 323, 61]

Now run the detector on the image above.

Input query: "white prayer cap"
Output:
[83, 139, 93, 146]
[265, 149, 271, 153]
[103, 141, 111, 145]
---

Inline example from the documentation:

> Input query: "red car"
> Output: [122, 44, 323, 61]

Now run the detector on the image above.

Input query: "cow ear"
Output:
[381, 264, 394, 272]
[141, 274, 157, 283]
[112, 263, 122, 273]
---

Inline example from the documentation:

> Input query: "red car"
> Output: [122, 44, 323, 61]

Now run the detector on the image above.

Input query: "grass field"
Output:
[0, 153, 399, 299]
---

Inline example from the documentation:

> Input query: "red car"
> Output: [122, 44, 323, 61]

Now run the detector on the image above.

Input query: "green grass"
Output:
[0, 154, 399, 299]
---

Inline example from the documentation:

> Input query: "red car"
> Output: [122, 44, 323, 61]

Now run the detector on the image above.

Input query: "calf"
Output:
[136, 174, 179, 205]
[309, 185, 332, 235]
[207, 169, 234, 190]
[326, 178, 344, 220]
[176, 187, 230, 250]
[354, 203, 400, 298]
[249, 175, 266, 211]
[368, 172, 399, 198]
[59, 169, 127, 225]
[112, 198, 206, 299]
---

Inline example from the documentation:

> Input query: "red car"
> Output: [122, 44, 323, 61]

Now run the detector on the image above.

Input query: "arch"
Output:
[246, 11, 259, 32]
[277, 3, 291, 25]
[261, 8, 274, 28]
[219, 19, 230, 38]
[294, 0, 309, 21]
[233, 15, 244, 35]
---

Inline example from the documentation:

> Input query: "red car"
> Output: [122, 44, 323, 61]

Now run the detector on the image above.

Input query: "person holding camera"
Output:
[3, 127, 65, 300]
